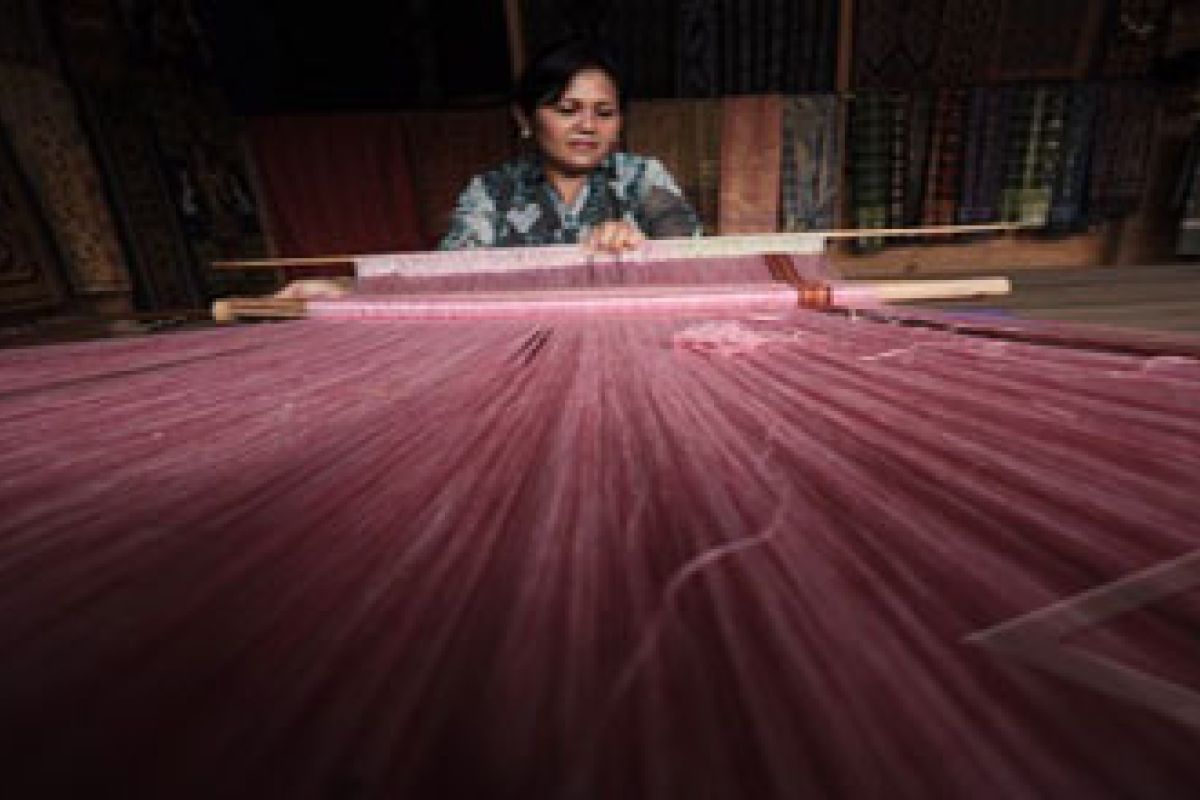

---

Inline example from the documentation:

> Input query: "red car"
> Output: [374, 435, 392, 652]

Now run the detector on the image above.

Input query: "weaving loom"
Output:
[2, 234, 1199, 798]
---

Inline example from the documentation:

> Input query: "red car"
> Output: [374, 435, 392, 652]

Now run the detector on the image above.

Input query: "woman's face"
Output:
[532, 68, 622, 176]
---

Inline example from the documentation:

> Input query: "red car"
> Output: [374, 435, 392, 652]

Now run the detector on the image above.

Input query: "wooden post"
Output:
[504, 0, 525, 81]
[835, 0, 855, 234]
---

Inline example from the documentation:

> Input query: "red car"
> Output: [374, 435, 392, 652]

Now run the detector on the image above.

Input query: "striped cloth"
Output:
[921, 88, 969, 227]
[718, 95, 783, 234]
[1048, 84, 1100, 231]
[625, 99, 722, 235]
[778, 95, 841, 232]
[849, 91, 894, 248]
[958, 87, 1010, 224]
[1176, 126, 1200, 255]
[999, 86, 1067, 227]
[903, 91, 934, 227]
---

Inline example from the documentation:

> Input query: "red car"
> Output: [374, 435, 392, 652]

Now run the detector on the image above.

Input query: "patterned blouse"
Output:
[439, 152, 702, 249]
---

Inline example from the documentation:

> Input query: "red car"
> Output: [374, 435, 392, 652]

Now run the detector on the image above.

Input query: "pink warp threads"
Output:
[0, 312, 1199, 797]
[315, 253, 832, 321]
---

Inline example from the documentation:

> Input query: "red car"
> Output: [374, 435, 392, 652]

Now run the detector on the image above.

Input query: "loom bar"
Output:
[209, 224, 1026, 273]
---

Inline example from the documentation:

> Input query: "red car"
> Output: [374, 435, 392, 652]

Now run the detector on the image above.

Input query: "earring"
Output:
[519, 127, 532, 139]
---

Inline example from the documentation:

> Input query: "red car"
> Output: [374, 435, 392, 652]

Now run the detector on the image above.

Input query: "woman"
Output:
[440, 37, 702, 253]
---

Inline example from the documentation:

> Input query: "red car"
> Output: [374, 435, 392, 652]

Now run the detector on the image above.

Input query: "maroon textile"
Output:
[1, 283, 1199, 797]
[247, 115, 425, 257]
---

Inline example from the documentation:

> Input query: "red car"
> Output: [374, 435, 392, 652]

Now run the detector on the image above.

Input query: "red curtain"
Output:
[247, 115, 426, 256]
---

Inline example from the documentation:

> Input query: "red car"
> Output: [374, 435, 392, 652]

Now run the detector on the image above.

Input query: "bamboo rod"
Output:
[210, 224, 1029, 271]
[212, 276, 1012, 322]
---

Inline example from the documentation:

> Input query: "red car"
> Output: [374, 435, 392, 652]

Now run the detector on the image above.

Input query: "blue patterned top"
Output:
[439, 152, 702, 249]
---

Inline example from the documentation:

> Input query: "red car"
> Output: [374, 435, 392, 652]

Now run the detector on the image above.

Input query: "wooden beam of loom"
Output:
[211, 276, 1013, 323]
[209, 224, 1029, 271]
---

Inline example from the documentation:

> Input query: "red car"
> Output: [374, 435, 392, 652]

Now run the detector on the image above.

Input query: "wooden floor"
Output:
[915, 264, 1200, 333]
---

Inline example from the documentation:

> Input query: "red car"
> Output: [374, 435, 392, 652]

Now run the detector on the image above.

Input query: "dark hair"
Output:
[513, 37, 625, 119]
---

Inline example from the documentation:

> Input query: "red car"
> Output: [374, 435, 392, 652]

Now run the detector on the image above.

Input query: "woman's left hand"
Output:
[585, 220, 646, 253]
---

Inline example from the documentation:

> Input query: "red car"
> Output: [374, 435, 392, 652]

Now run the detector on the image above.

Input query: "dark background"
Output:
[195, 0, 514, 113]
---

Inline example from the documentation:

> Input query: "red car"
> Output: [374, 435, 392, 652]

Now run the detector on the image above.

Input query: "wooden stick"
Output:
[211, 276, 1012, 322]
[503, 0, 525, 82]
[212, 298, 307, 323]
[860, 277, 1011, 304]
[210, 224, 1029, 271]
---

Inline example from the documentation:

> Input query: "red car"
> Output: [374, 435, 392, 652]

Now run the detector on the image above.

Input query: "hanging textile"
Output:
[903, 91, 935, 227]
[778, 95, 841, 232]
[990, 0, 1105, 82]
[717, 95, 783, 233]
[74, 83, 203, 311]
[1175, 126, 1200, 256]
[605, 0, 678, 98]
[887, 93, 911, 229]
[625, 99, 722, 234]
[676, 0, 719, 96]
[248, 115, 425, 257]
[854, 0, 945, 90]
[149, 86, 269, 298]
[932, 0, 1001, 86]
[849, 91, 893, 247]
[719, 0, 839, 95]
[958, 87, 1010, 224]
[523, 0, 836, 98]
[400, 109, 518, 247]
[1089, 82, 1159, 219]
[0, 65, 129, 296]
[0, 120, 64, 313]
[921, 88, 969, 226]
[999, 86, 1067, 227]
[1047, 84, 1100, 232]
[1098, 0, 1171, 79]
[718, 95, 782, 233]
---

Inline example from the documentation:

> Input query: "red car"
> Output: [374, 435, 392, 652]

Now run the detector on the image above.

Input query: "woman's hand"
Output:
[584, 220, 646, 253]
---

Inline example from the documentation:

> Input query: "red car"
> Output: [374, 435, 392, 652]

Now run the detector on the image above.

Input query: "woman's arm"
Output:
[636, 158, 703, 238]
[438, 176, 499, 249]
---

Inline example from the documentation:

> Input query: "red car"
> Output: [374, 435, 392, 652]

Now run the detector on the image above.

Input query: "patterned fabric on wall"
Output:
[523, 0, 837, 98]
[990, 0, 1104, 82]
[605, 0, 678, 98]
[932, 0, 1001, 85]
[1048, 84, 1100, 231]
[959, 87, 1010, 223]
[1090, 82, 1159, 219]
[1166, 0, 1200, 58]
[1098, 0, 1171, 78]
[778, 95, 840, 232]
[0, 122, 64, 313]
[850, 91, 894, 247]
[999, 86, 1067, 226]
[1175, 126, 1200, 255]
[401, 109, 518, 245]
[902, 91, 934, 226]
[677, 0, 719, 96]
[921, 88, 968, 226]
[718, 95, 782, 233]
[625, 99, 722, 234]
[718, 0, 839, 95]
[0, 65, 128, 295]
[147, 85, 268, 298]
[887, 93, 911, 228]
[854, 0, 945, 89]
[75, 83, 203, 310]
